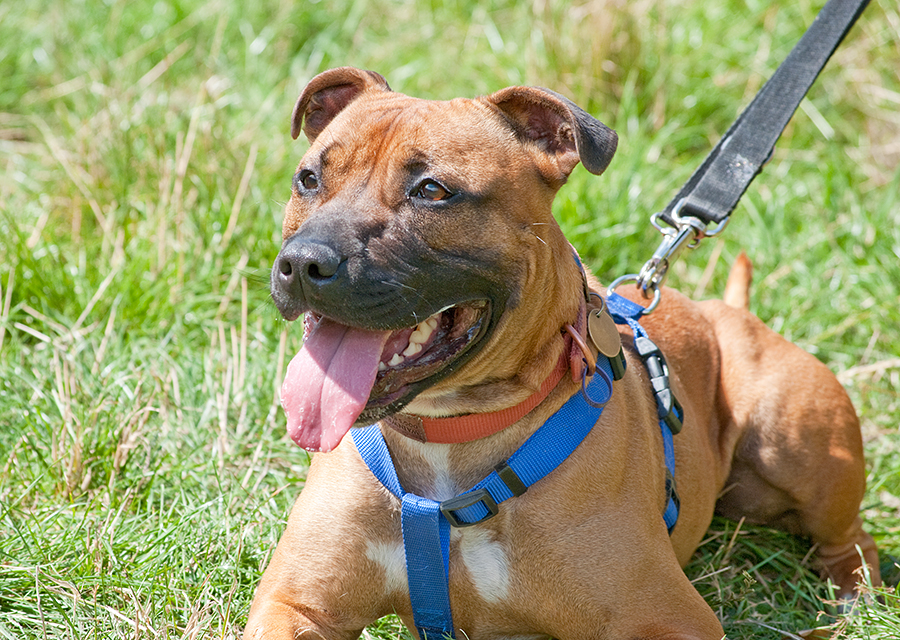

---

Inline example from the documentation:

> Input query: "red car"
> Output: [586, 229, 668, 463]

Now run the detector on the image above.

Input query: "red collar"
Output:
[382, 351, 570, 443]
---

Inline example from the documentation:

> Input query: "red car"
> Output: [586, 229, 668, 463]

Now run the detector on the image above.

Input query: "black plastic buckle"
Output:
[440, 463, 528, 528]
[496, 462, 527, 498]
[440, 489, 499, 528]
[634, 336, 683, 435]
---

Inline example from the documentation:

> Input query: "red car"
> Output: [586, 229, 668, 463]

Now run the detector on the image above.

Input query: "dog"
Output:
[246, 67, 880, 640]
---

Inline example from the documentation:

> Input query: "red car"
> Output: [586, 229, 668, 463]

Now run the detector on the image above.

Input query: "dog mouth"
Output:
[281, 300, 489, 452]
[369, 302, 488, 405]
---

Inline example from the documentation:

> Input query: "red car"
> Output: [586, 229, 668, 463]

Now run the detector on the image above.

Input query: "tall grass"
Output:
[1, 0, 898, 638]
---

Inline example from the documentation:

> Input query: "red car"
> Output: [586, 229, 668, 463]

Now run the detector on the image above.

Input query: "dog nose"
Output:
[271, 238, 344, 317]
[277, 241, 341, 281]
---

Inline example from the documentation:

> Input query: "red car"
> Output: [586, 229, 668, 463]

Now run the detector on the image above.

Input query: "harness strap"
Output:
[353, 294, 682, 638]
[606, 292, 681, 532]
[353, 355, 615, 639]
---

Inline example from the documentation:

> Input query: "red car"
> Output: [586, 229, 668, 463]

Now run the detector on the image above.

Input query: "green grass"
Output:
[1, 0, 898, 637]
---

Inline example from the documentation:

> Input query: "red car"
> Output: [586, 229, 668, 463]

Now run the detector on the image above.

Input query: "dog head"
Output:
[271, 67, 617, 451]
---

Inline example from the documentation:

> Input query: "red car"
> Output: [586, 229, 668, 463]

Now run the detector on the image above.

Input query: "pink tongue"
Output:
[281, 317, 391, 452]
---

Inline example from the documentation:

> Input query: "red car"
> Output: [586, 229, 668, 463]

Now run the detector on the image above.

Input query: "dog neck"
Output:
[382, 349, 570, 443]
[382, 297, 593, 444]
[382, 248, 597, 444]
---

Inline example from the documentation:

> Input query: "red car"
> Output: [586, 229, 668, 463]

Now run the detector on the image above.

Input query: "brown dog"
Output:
[246, 67, 880, 640]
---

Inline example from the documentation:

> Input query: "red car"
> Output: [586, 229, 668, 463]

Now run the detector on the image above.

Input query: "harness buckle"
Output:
[634, 336, 684, 435]
[440, 489, 499, 528]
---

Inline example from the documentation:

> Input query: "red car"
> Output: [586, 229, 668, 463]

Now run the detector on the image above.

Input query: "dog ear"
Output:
[487, 87, 617, 178]
[291, 67, 391, 142]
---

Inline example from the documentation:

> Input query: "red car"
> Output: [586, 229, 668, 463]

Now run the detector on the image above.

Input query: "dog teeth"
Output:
[381, 312, 442, 370]
[405, 314, 440, 355]
[388, 353, 405, 367]
[402, 342, 424, 357]
[409, 314, 439, 346]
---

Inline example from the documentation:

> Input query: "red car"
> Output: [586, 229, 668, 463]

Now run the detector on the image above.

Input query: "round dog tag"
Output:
[588, 308, 621, 359]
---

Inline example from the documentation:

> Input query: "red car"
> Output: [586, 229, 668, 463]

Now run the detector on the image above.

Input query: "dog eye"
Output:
[294, 170, 319, 192]
[412, 179, 453, 202]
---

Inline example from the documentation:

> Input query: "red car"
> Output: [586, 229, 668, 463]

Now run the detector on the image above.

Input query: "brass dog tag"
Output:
[588, 306, 621, 359]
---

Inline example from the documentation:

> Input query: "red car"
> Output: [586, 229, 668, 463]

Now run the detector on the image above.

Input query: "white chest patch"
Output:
[379, 441, 510, 604]
[457, 527, 511, 604]
[365, 540, 408, 595]
[402, 440, 457, 500]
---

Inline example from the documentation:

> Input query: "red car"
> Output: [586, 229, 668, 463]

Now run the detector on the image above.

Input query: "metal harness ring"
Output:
[608, 274, 662, 315]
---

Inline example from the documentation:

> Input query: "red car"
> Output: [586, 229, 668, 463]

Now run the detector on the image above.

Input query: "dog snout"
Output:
[271, 237, 344, 320]
[277, 240, 341, 282]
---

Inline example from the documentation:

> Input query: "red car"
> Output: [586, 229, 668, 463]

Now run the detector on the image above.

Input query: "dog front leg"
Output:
[244, 599, 357, 640]
[245, 451, 402, 640]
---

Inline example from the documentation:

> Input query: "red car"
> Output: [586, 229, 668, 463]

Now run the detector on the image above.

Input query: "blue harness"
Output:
[352, 291, 681, 639]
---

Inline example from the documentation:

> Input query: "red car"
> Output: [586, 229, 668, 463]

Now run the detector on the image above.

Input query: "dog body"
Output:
[246, 68, 879, 640]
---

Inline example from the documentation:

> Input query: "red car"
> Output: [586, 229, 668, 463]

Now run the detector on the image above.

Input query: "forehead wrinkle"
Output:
[318, 104, 411, 193]
[316, 140, 341, 171]
[362, 107, 434, 204]
[321, 97, 508, 203]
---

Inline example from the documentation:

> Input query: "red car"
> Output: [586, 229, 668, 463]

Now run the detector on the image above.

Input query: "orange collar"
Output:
[382, 351, 570, 443]
[382, 295, 595, 444]
[380, 249, 603, 444]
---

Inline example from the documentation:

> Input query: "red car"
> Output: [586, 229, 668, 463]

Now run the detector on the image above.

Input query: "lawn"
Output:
[1, 0, 898, 638]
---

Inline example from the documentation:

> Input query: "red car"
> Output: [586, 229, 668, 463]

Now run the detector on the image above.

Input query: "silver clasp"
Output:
[633, 199, 730, 309]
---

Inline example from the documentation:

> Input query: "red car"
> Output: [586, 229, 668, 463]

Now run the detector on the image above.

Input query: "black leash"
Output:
[626, 0, 871, 303]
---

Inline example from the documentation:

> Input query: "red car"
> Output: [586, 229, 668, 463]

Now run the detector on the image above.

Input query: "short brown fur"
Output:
[247, 68, 879, 640]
